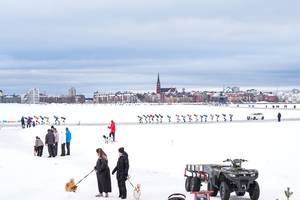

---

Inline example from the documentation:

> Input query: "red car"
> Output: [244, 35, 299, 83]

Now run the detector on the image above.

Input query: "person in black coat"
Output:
[95, 148, 112, 197]
[21, 116, 25, 128]
[45, 129, 55, 157]
[112, 147, 129, 199]
[277, 112, 282, 122]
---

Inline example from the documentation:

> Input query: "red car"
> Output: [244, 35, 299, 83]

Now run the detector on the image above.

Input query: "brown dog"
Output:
[133, 184, 141, 200]
[65, 178, 77, 192]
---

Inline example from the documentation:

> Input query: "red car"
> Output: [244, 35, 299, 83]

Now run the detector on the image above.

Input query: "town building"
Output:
[22, 88, 40, 104]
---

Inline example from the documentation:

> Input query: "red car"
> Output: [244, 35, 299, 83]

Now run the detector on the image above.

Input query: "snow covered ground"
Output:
[0, 104, 300, 200]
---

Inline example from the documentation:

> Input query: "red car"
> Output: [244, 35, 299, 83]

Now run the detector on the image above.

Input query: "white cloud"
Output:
[0, 0, 300, 94]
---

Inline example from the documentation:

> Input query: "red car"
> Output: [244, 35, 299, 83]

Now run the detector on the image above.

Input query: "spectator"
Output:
[108, 120, 116, 142]
[52, 126, 59, 156]
[60, 130, 66, 156]
[45, 129, 55, 157]
[112, 147, 129, 199]
[21, 116, 25, 128]
[66, 127, 72, 155]
[95, 148, 112, 197]
[34, 136, 44, 157]
[277, 112, 282, 122]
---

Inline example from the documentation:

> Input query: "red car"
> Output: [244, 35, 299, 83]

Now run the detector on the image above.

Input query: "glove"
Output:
[94, 166, 97, 170]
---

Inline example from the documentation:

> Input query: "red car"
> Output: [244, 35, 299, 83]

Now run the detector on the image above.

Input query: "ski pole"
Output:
[76, 169, 95, 186]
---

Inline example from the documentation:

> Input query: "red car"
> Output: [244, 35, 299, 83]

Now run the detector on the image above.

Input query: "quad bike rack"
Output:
[184, 165, 211, 200]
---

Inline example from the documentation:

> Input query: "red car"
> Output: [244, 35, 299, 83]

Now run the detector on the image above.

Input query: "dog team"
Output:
[34, 126, 72, 157]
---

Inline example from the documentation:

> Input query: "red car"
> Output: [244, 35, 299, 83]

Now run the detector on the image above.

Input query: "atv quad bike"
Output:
[185, 159, 260, 200]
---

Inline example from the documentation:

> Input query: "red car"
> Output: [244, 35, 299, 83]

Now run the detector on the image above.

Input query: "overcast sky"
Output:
[0, 0, 300, 96]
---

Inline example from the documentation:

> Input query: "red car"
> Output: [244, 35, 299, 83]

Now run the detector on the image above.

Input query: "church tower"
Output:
[156, 73, 161, 94]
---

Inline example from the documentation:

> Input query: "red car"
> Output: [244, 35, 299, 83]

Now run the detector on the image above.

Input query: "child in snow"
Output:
[34, 136, 44, 157]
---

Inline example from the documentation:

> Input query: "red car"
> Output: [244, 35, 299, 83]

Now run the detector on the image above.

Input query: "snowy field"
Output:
[0, 104, 300, 200]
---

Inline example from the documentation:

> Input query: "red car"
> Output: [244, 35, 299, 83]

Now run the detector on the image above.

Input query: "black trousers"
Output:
[61, 143, 65, 156]
[109, 132, 115, 142]
[35, 146, 44, 157]
[117, 179, 127, 198]
[54, 142, 58, 156]
[37, 146, 43, 157]
[66, 142, 70, 155]
[47, 144, 55, 157]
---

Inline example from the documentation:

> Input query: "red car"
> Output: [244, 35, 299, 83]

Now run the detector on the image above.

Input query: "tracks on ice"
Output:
[2, 118, 300, 128]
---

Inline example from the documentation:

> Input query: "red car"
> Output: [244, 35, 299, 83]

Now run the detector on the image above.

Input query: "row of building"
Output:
[0, 87, 85, 104]
[1, 74, 300, 104]
[1, 88, 300, 104]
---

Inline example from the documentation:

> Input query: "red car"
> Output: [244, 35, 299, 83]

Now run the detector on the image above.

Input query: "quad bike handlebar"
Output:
[223, 159, 248, 168]
[223, 158, 248, 163]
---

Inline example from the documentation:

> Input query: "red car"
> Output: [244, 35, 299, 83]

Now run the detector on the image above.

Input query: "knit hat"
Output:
[118, 147, 124, 154]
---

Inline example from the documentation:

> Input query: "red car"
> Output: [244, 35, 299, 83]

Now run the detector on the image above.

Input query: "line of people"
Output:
[34, 126, 72, 157]
[94, 147, 129, 199]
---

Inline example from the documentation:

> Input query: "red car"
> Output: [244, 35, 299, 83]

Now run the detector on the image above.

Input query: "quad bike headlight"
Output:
[250, 172, 256, 177]
[228, 173, 237, 178]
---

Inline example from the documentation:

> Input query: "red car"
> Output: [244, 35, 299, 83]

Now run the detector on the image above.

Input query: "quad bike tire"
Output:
[190, 177, 201, 192]
[220, 182, 230, 200]
[249, 181, 260, 200]
[208, 181, 218, 196]
[185, 177, 192, 192]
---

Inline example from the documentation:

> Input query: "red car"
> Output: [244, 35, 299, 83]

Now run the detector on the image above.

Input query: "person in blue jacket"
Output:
[65, 127, 72, 155]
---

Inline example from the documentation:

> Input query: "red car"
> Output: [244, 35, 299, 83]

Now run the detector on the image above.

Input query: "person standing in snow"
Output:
[95, 148, 112, 197]
[34, 136, 44, 157]
[65, 127, 72, 155]
[108, 120, 116, 142]
[51, 126, 59, 156]
[112, 147, 129, 199]
[60, 130, 66, 156]
[21, 116, 25, 128]
[45, 129, 55, 157]
[277, 112, 282, 122]
[27, 117, 32, 128]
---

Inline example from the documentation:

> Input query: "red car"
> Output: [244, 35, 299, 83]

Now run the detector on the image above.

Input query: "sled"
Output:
[168, 193, 186, 200]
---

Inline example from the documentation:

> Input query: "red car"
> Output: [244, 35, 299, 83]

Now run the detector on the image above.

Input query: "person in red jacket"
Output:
[108, 120, 116, 142]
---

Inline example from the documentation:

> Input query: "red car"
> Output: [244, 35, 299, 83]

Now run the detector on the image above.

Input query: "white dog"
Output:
[133, 184, 141, 200]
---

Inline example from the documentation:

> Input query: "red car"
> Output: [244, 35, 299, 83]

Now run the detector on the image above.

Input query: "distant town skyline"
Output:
[1, 0, 300, 96]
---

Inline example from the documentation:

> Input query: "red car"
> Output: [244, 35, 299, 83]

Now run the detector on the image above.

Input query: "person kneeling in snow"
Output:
[34, 136, 44, 157]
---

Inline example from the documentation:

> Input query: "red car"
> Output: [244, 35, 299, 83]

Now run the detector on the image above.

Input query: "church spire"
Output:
[156, 73, 161, 94]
